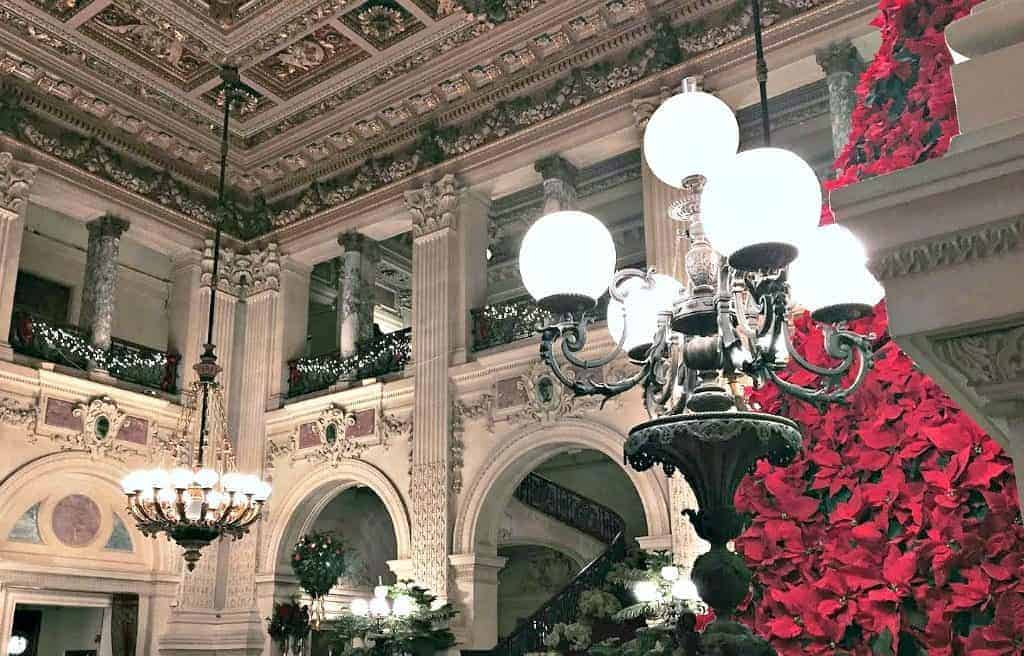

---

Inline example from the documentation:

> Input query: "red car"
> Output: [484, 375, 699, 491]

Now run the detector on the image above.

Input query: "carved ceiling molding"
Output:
[868, 215, 1024, 282]
[0, 0, 855, 241]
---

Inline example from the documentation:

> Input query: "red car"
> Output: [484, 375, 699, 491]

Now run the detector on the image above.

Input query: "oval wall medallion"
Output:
[52, 494, 102, 547]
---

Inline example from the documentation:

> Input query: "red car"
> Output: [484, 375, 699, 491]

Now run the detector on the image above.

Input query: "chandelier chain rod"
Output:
[197, 66, 235, 467]
[750, 0, 772, 147]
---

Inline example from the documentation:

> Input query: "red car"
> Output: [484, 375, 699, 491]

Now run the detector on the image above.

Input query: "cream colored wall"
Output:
[18, 205, 172, 350]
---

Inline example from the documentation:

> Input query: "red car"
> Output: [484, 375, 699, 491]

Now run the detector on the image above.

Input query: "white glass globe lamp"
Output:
[633, 580, 661, 603]
[789, 224, 884, 323]
[392, 594, 415, 617]
[702, 147, 822, 271]
[519, 211, 616, 314]
[351, 598, 370, 617]
[7, 635, 28, 656]
[671, 578, 700, 601]
[644, 91, 739, 189]
[607, 274, 684, 361]
[660, 565, 681, 582]
[369, 596, 391, 618]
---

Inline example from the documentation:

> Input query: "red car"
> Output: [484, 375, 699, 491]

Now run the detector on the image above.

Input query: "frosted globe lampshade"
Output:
[633, 580, 661, 603]
[519, 211, 616, 314]
[170, 467, 193, 490]
[392, 595, 415, 617]
[671, 578, 700, 601]
[121, 471, 146, 493]
[607, 274, 683, 361]
[702, 148, 822, 270]
[644, 91, 739, 188]
[789, 224, 884, 323]
[660, 565, 681, 582]
[150, 469, 171, 491]
[369, 596, 391, 617]
[351, 599, 370, 617]
[8, 635, 28, 656]
[194, 468, 219, 489]
[253, 480, 272, 501]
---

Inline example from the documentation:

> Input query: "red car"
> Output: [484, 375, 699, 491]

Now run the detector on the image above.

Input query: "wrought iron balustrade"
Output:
[513, 472, 624, 545]
[287, 327, 412, 397]
[471, 296, 609, 352]
[9, 311, 180, 393]
[472, 473, 627, 656]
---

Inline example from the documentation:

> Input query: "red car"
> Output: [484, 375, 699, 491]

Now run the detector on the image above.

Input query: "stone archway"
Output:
[450, 417, 672, 649]
[262, 460, 412, 578]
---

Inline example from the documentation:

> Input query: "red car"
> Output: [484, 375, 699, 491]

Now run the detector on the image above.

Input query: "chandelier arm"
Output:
[145, 494, 169, 523]
[762, 334, 873, 407]
[557, 318, 627, 370]
[780, 320, 856, 377]
[609, 267, 655, 302]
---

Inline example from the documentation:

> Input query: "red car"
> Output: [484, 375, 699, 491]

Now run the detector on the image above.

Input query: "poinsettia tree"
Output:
[736, 0, 1024, 654]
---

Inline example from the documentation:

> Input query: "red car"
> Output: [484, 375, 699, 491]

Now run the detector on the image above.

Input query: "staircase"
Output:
[465, 472, 628, 656]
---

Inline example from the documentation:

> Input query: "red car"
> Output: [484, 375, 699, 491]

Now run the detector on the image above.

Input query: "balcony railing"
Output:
[10, 311, 180, 393]
[287, 327, 412, 398]
[471, 296, 609, 352]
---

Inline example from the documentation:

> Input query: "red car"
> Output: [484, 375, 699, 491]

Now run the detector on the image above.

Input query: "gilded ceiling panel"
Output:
[200, 80, 276, 121]
[29, 0, 95, 21]
[248, 25, 371, 98]
[80, 0, 219, 90]
[341, 0, 425, 50]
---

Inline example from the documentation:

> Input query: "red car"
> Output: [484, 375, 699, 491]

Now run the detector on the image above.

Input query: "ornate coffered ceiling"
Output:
[0, 0, 862, 240]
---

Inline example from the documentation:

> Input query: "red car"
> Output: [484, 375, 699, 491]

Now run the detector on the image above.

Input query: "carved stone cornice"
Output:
[406, 174, 460, 239]
[932, 324, 1024, 389]
[868, 215, 1024, 281]
[0, 150, 36, 215]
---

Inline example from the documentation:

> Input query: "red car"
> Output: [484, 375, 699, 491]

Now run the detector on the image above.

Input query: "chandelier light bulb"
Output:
[643, 91, 739, 188]
[369, 596, 391, 617]
[150, 468, 171, 491]
[194, 468, 219, 489]
[702, 147, 822, 270]
[7, 635, 27, 656]
[788, 224, 884, 322]
[633, 580, 661, 603]
[121, 471, 146, 494]
[607, 274, 684, 361]
[519, 211, 617, 314]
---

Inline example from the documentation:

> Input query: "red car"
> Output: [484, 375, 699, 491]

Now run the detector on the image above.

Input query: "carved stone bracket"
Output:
[0, 151, 37, 216]
[405, 174, 460, 238]
[932, 324, 1024, 415]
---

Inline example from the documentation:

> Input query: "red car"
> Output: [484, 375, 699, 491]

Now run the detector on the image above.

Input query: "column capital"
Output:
[815, 40, 863, 77]
[631, 86, 675, 131]
[249, 242, 280, 294]
[405, 174, 460, 238]
[534, 155, 578, 188]
[338, 231, 381, 260]
[0, 152, 37, 217]
[86, 215, 130, 238]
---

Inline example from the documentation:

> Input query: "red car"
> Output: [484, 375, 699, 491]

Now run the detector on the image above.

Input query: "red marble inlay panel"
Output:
[298, 423, 319, 449]
[52, 494, 102, 547]
[117, 416, 149, 445]
[44, 398, 83, 431]
[346, 409, 376, 438]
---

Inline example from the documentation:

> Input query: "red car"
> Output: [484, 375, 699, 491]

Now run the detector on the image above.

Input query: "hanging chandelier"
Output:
[121, 66, 271, 571]
[518, 1, 882, 651]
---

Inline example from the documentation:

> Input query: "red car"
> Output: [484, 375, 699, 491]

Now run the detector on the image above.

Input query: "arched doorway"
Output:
[452, 418, 671, 649]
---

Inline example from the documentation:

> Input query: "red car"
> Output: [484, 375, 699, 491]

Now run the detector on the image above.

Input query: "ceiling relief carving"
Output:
[248, 25, 370, 98]
[80, 0, 219, 90]
[0, 0, 849, 239]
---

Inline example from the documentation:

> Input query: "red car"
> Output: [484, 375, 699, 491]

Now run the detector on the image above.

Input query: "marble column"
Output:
[404, 174, 489, 598]
[816, 40, 864, 158]
[0, 153, 37, 360]
[535, 155, 578, 214]
[633, 92, 688, 282]
[336, 232, 380, 358]
[79, 215, 130, 358]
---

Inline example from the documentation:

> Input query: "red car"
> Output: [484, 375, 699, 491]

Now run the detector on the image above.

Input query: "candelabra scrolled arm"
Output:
[760, 322, 877, 410]
[538, 318, 663, 401]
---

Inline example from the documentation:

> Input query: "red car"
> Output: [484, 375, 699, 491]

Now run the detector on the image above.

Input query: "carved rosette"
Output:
[0, 152, 37, 217]
[405, 174, 460, 238]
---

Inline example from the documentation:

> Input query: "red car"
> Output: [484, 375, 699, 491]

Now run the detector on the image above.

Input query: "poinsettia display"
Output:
[735, 0, 1024, 654]
[266, 599, 311, 655]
